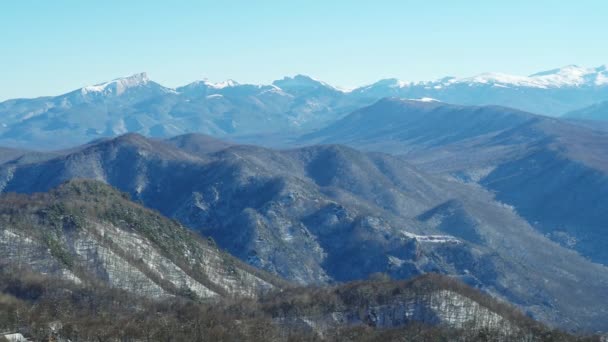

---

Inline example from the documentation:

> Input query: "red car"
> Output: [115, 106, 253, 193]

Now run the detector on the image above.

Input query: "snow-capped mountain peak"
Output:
[447, 65, 608, 88]
[81, 72, 150, 96]
[528, 64, 584, 77]
[356, 78, 411, 92]
[272, 74, 341, 92]
[528, 64, 608, 87]
[206, 79, 239, 89]
[182, 78, 240, 90]
[379, 78, 411, 88]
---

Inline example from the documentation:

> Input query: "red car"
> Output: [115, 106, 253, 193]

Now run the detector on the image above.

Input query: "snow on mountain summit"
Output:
[273, 74, 341, 91]
[204, 79, 239, 89]
[350, 65, 608, 95]
[81, 72, 150, 96]
[448, 65, 608, 88]
[177, 78, 241, 92]
[525, 64, 606, 87]
[375, 78, 411, 88]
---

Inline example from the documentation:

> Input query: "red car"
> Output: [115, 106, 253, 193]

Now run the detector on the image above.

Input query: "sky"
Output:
[1, 0, 607, 100]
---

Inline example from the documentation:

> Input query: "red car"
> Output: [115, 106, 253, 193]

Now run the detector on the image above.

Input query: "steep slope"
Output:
[303, 98, 608, 267]
[1, 134, 608, 331]
[0, 179, 280, 299]
[263, 274, 557, 339]
[2, 269, 583, 342]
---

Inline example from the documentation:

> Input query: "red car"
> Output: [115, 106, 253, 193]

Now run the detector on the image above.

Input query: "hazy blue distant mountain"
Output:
[1, 133, 608, 331]
[354, 65, 608, 116]
[1, 65, 607, 149]
[303, 98, 608, 268]
[0, 73, 367, 149]
[563, 100, 608, 121]
[0, 73, 181, 148]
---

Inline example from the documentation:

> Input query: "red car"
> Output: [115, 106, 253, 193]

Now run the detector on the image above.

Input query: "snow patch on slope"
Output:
[410, 97, 439, 103]
[401, 230, 460, 244]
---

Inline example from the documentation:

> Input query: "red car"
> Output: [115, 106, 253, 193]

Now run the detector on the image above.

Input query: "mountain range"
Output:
[5, 180, 567, 340]
[304, 98, 608, 266]
[1, 132, 608, 331]
[1, 65, 607, 149]
[2, 66, 608, 335]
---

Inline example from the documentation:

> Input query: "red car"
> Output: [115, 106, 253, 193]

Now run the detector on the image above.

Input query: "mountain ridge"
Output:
[563, 100, 608, 121]
[2, 265, 580, 341]
[2, 133, 608, 331]
[301, 98, 608, 268]
[5, 64, 608, 102]
[0, 179, 284, 300]
[1, 64, 608, 149]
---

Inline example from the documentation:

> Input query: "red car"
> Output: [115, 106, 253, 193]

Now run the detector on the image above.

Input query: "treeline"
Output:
[0, 266, 599, 342]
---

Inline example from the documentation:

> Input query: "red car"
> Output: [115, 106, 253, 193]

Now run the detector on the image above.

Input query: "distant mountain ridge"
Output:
[563, 100, 608, 121]
[1, 65, 608, 149]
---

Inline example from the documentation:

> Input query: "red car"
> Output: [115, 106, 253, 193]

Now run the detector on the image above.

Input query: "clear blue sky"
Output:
[1, 0, 607, 100]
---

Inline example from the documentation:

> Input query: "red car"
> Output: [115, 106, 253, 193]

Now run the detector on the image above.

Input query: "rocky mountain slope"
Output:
[3, 267, 584, 341]
[304, 98, 608, 267]
[0, 179, 282, 300]
[0, 182, 577, 340]
[263, 274, 556, 339]
[1, 134, 608, 331]
[1, 65, 607, 149]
